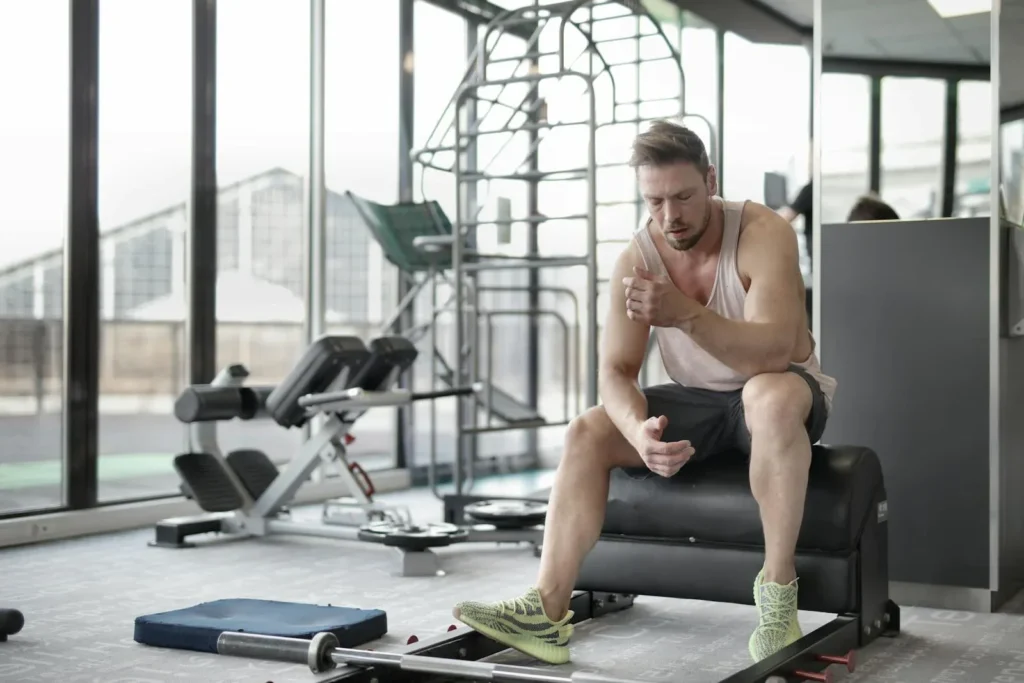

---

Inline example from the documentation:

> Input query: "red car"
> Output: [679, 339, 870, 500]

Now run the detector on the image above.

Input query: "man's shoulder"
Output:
[717, 195, 776, 227]
[613, 236, 643, 271]
[734, 200, 799, 271]
[733, 198, 775, 224]
[737, 200, 793, 239]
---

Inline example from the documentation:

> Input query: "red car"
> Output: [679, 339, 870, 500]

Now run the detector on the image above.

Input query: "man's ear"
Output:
[706, 165, 719, 196]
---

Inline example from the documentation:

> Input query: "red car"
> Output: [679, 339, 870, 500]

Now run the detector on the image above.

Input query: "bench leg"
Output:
[856, 487, 900, 646]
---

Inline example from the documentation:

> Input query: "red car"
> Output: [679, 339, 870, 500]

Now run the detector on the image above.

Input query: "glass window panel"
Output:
[723, 32, 810, 273]
[216, 0, 310, 463]
[322, 1, 405, 471]
[0, 1, 67, 514]
[680, 12, 718, 130]
[414, 1, 466, 221]
[723, 32, 811, 204]
[97, 0, 191, 502]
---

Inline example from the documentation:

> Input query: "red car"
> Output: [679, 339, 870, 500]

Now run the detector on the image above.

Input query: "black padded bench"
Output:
[576, 444, 899, 681]
[203, 445, 901, 683]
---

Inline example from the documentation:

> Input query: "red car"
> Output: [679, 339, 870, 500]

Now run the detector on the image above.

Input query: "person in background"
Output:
[778, 181, 813, 256]
[777, 182, 813, 325]
[847, 194, 900, 222]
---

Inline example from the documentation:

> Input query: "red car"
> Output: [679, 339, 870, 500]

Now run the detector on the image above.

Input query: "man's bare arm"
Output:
[598, 244, 652, 449]
[680, 206, 804, 376]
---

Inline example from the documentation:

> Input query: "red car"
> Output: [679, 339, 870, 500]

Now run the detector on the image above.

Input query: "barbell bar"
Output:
[216, 630, 646, 683]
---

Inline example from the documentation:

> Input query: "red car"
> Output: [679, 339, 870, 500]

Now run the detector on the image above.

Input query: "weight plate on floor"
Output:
[358, 522, 469, 551]
[464, 499, 548, 529]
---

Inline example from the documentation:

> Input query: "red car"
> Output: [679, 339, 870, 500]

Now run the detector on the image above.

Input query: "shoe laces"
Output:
[758, 585, 797, 631]
[497, 594, 535, 618]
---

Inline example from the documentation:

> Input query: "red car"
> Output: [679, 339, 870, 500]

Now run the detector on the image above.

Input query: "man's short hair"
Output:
[629, 119, 710, 178]
[847, 195, 900, 222]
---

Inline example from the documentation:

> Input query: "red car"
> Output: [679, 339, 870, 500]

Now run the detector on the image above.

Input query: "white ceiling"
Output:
[758, 0, 814, 25]
[753, 0, 1024, 108]
[825, 0, 989, 63]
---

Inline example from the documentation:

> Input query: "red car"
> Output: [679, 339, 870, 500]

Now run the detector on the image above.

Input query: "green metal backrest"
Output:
[344, 191, 455, 272]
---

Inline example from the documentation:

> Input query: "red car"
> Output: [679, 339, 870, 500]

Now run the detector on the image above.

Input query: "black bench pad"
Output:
[602, 444, 883, 553]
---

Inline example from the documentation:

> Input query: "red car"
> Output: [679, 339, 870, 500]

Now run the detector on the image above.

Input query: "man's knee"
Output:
[564, 406, 629, 466]
[565, 406, 615, 448]
[742, 372, 812, 435]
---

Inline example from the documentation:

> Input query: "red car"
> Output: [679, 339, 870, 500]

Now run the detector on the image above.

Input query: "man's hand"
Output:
[632, 416, 695, 477]
[622, 267, 700, 328]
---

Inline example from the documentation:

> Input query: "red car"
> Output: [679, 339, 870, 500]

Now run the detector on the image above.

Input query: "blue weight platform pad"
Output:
[134, 599, 387, 654]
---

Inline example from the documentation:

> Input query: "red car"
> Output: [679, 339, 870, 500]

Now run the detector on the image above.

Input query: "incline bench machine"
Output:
[209, 444, 901, 683]
[153, 335, 546, 576]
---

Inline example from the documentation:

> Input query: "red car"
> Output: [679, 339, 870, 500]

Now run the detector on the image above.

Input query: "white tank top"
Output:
[632, 199, 837, 409]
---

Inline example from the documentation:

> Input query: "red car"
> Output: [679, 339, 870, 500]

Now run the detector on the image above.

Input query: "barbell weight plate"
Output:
[357, 525, 388, 545]
[357, 521, 413, 544]
[357, 522, 469, 551]
[382, 525, 469, 551]
[463, 499, 548, 529]
[359, 521, 463, 536]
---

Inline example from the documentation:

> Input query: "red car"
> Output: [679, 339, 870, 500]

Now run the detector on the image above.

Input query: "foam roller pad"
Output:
[134, 599, 387, 654]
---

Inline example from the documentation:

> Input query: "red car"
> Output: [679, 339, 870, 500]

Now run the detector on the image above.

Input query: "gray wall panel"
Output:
[820, 218, 990, 588]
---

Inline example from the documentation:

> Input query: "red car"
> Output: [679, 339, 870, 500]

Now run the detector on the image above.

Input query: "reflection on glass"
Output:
[97, 0, 191, 503]
[820, 74, 872, 224]
[880, 77, 946, 219]
[1000, 0, 1024, 225]
[956, 80, 992, 217]
[1003, 121, 1024, 224]
[822, 0, 993, 224]
[723, 33, 811, 206]
[0, 0, 68, 513]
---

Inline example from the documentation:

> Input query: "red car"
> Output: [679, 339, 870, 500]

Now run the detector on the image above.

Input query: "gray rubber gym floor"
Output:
[3, 482, 1024, 683]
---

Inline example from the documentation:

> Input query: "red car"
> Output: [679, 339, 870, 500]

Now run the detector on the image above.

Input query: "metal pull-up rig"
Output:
[409, 0, 718, 508]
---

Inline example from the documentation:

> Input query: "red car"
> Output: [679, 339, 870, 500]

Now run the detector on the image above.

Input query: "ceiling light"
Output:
[927, 0, 991, 18]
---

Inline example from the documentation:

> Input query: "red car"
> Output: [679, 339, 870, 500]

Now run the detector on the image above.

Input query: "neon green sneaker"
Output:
[749, 569, 802, 662]
[452, 587, 575, 664]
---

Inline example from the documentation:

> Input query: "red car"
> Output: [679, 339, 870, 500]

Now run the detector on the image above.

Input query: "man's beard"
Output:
[664, 199, 711, 251]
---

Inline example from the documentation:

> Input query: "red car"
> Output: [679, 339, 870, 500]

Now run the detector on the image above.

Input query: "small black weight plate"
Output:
[464, 499, 548, 529]
[357, 523, 390, 545]
[383, 524, 469, 551]
[358, 522, 468, 551]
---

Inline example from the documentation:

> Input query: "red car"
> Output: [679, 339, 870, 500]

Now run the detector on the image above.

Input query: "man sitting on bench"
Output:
[453, 119, 837, 665]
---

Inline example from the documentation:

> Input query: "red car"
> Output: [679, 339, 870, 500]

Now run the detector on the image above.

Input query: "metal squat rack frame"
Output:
[408, 0, 718, 510]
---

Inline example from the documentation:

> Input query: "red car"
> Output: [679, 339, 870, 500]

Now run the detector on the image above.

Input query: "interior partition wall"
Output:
[814, 0, 1024, 611]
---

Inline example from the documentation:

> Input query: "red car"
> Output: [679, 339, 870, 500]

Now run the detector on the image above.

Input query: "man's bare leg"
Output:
[743, 372, 814, 584]
[533, 406, 646, 621]
[742, 371, 815, 662]
[450, 406, 646, 665]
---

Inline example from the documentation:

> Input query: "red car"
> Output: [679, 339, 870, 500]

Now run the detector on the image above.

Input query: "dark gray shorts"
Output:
[640, 365, 829, 464]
